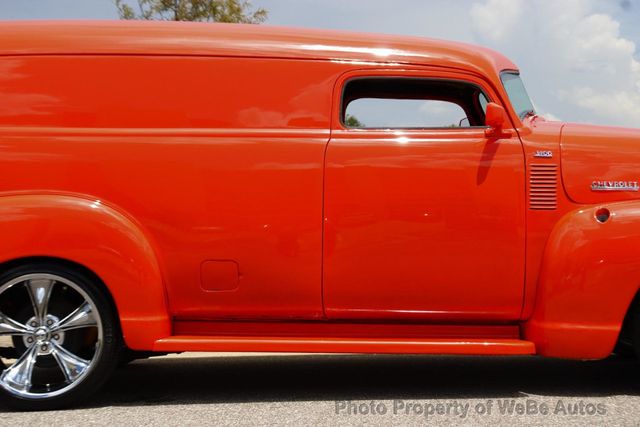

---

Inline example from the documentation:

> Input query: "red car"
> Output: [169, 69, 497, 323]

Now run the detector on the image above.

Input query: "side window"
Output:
[479, 92, 489, 113]
[342, 78, 489, 129]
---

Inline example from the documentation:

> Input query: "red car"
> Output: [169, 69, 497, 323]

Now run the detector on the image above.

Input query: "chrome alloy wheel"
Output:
[0, 273, 103, 400]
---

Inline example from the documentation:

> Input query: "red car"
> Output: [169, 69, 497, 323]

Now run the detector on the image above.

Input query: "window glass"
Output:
[479, 92, 489, 113]
[342, 78, 488, 129]
[346, 99, 467, 128]
[501, 72, 535, 119]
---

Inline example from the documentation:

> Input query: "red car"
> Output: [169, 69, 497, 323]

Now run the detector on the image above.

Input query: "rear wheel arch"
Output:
[0, 194, 171, 350]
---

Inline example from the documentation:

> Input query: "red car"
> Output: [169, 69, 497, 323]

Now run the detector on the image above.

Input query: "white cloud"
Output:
[470, 0, 640, 127]
[559, 87, 640, 126]
[470, 0, 524, 43]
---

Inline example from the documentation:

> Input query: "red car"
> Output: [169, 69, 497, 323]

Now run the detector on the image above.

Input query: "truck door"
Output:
[323, 70, 526, 321]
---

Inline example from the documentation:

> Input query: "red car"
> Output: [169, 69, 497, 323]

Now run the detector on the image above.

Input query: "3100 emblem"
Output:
[534, 150, 553, 158]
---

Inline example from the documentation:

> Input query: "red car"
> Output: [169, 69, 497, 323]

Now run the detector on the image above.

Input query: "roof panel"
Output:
[0, 21, 517, 80]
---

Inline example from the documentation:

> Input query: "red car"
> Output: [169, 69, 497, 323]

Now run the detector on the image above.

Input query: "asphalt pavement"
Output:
[2, 352, 640, 426]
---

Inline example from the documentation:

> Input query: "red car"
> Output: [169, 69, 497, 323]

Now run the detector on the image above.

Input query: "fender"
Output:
[0, 193, 170, 350]
[523, 201, 640, 359]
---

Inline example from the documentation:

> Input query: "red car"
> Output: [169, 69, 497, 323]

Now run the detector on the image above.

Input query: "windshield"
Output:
[501, 71, 535, 120]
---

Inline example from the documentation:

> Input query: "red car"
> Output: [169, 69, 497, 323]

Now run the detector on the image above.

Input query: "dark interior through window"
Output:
[342, 78, 489, 129]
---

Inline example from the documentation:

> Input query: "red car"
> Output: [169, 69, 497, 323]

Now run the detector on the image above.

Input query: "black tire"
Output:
[631, 308, 640, 360]
[613, 341, 636, 358]
[117, 349, 139, 368]
[0, 261, 122, 410]
[617, 295, 640, 360]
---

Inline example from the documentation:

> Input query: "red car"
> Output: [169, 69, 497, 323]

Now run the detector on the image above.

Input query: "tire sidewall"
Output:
[0, 261, 121, 411]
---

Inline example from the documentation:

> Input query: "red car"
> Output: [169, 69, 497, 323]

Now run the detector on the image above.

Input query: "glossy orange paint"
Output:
[324, 69, 526, 321]
[0, 21, 639, 358]
[561, 123, 640, 204]
[0, 55, 343, 325]
[515, 117, 569, 321]
[0, 194, 169, 349]
[524, 201, 640, 359]
[153, 336, 535, 355]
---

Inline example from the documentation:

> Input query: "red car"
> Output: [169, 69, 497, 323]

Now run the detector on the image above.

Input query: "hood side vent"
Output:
[529, 164, 558, 210]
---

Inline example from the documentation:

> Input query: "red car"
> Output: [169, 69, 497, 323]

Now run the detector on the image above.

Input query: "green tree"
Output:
[345, 114, 364, 128]
[115, 0, 267, 23]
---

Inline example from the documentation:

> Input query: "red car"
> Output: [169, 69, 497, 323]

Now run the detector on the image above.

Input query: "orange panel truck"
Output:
[0, 21, 638, 409]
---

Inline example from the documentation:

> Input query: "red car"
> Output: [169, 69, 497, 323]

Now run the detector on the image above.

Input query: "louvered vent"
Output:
[529, 164, 558, 210]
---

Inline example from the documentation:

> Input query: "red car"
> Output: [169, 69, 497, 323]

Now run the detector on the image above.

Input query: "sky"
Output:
[1, 0, 640, 128]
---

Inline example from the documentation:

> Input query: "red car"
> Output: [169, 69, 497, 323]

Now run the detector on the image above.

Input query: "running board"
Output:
[153, 336, 536, 355]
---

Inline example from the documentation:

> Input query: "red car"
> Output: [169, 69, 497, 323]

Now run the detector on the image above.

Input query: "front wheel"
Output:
[0, 262, 121, 410]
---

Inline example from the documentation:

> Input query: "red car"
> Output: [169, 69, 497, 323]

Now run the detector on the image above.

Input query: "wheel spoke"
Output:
[53, 301, 97, 332]
[50, 342, 89, 383]
[26, 278, 54, 323]
[0, 273, 103, 398]
[0, 311, 31, 335]
[0, 345, 38, 392]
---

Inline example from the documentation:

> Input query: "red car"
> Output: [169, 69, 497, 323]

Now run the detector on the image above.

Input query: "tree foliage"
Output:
[345, 114, 364, 128]
[115, 0, 267, 23]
